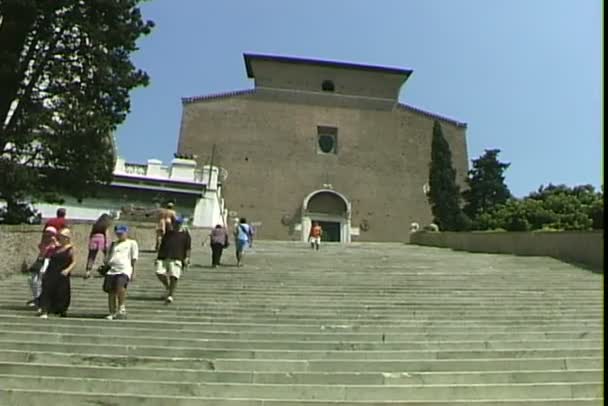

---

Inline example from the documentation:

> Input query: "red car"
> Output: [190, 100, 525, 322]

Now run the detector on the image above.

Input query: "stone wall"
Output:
[409, 231, 604, 271]
[178, 90, 468, 242]
[0, 224, 211, 279]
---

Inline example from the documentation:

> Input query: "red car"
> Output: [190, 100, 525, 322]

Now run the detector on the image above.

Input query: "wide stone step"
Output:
[0, 350, 600, 372]
[7, 278, 603, 287]
[2, 302, 601, 318]
[3, 310, 603, 326]
[1, 322, 600, 342]
[0, 315, 601, 335]
[0, 375, 603, 401]
[6, 277, 603, 288]
[2, 298, 602, 313]
[6, 290, 602, 303]
[0, 340, 601, 360]
[10, 267, 601, 276]
[1, 362, 602, 385]
[3, 314, 602, 328]
[4, 303, 602, 316]
[2, 388, 603, 406]
[7, 277, 601, 286]
[0, 331, 600, 351]
[6, 279, 602, 289]
[212, 358, 603, 373]
[4, 295, 602, 308]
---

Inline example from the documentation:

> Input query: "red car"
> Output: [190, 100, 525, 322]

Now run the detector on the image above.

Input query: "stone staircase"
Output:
[0, 241, 603, 405]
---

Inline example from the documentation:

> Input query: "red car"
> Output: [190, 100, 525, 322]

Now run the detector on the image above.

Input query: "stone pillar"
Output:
[170, 158, 196, 181]
[146, 159, 164, 178]
[301, 217, 312, 242]
[342, 221, 351, 243]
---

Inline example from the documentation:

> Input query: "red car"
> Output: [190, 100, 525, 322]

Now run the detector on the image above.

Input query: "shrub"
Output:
[588, 199, 604, 230]
[474, 184, 603, 232]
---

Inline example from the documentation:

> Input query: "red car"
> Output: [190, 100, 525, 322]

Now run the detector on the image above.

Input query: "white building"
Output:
[33, 157, 228, 228]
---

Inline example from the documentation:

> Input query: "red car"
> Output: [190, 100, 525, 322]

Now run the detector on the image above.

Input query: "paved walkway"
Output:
[0, 241, 603, 405]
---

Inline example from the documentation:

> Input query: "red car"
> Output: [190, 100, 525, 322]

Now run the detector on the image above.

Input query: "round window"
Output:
[318, 135, 335, 153]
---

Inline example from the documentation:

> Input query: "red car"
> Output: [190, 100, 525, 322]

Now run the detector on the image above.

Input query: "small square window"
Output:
[317, 126, 338, 154]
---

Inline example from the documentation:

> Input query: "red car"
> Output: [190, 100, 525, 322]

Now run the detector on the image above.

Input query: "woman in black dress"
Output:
[39, 228, 75, 319]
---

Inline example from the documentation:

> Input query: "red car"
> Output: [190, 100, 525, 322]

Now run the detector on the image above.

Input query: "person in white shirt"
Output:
[233, 217, 253, 267]
[103, 224, 138, 320]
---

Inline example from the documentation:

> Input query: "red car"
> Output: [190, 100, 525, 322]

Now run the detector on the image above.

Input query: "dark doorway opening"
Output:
[316, 221, 341, 242]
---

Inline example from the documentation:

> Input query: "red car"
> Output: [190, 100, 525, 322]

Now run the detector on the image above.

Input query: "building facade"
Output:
[177, 53, 468, 242]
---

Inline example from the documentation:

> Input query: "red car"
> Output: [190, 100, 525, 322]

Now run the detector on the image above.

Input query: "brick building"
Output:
[177, 53, 468, 242]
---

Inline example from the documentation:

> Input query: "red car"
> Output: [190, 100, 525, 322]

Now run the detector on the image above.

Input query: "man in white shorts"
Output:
[155, 217, 191, 303]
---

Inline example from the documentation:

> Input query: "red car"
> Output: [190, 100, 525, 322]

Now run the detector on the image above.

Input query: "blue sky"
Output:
[115, 0, 602, 198]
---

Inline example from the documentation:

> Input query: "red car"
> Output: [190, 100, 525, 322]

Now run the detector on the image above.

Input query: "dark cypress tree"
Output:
[463, 149, 511, 222]
[427, 120, 469, 231]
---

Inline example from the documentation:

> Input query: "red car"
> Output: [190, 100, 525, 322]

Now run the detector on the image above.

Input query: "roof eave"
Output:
[182, 89, 256, 105]
[244, 53, 413, 78]
[398, 103, 467, 129]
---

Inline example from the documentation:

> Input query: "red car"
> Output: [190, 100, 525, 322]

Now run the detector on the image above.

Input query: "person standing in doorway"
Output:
[85, 213, 113, 279]
[103, 225, 139, 320]
[234, 218, 253, 267]
[155, 202, 177, 252]
[156, 217, 191, 303]
[309, 222, 323, 250]
[209, 224, 228, 268]
[39, 228, 75, 319]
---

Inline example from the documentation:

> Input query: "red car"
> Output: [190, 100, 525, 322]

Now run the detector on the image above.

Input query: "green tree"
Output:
[588, 184, 603, 230]
[0, 0, 154, 222]
[427, 120, 470, 231]
[463, 149, 511, 225]
[476, 183, 603, 231]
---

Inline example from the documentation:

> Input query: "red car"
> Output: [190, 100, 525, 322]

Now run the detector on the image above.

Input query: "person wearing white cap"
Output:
[103, 224, 139, 320]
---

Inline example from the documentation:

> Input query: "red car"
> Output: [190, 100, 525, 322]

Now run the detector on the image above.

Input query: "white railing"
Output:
[123, 164, 147, 176]
[118, 159, 220, 187]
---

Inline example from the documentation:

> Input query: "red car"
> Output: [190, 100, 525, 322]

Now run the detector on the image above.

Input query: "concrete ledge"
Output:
[0, 223, 210, 279]
[409, 231, 604, 272]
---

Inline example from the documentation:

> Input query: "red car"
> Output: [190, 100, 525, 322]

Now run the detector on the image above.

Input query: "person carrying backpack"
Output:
[155, 217, 191, 304]
[234, 217, 253, 267]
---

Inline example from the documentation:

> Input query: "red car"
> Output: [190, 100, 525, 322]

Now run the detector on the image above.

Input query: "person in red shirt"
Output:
[309, 222, 323, 251]
[44, 208, 68, 231]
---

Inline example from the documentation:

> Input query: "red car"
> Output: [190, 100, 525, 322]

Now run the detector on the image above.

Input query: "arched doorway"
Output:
[302, 189, 351, 243]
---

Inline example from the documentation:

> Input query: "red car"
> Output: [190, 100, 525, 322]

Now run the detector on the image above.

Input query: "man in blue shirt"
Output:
[234, 217, 253, 267]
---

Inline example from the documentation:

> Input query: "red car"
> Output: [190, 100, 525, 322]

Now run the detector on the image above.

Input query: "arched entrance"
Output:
[302, 189, 351, 243]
